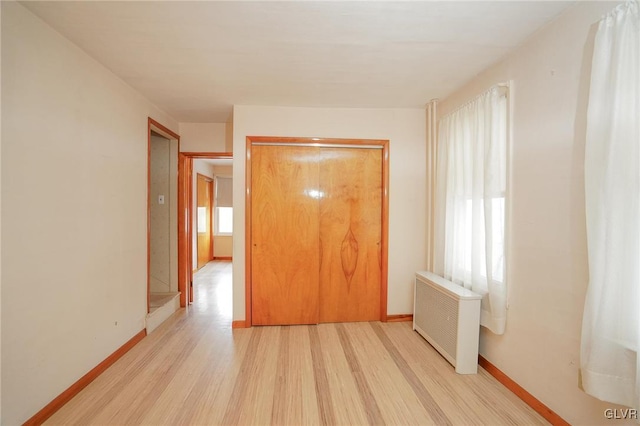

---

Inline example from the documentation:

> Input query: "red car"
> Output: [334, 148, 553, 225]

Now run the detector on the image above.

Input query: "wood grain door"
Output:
[197, 174, 213, 269]
[251, 145, 320, 325]
[319, 148, 382, 322]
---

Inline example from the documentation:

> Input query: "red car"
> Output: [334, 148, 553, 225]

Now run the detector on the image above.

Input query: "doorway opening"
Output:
[178, 152, 233, 308]
[147, 118, 181, 332]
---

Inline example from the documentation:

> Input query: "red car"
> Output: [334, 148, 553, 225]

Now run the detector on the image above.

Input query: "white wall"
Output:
[225, 121, 233, 152]
[214, 237, 233, 258]
[436, 2, 630, 424]
[232, 105, 427, 321]
[212, 165, 232, 177]
[1, 3, 178, 424]
[179, 122, 227, 152]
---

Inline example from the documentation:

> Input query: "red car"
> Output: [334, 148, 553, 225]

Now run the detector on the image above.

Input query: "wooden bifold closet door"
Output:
[197, 174, 213, 269]
[318, 147, 382, 323]
[251, 144, 382, 326]
[251, 145, 321, 325]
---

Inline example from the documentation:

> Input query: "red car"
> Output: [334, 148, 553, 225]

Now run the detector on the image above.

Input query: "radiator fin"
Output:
[415, 281, 459, 360]
[413, 271, 482, 374]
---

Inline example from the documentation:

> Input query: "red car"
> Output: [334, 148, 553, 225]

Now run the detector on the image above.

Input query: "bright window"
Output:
[438, 84, 508, 334]
[215, 207, 233, 235]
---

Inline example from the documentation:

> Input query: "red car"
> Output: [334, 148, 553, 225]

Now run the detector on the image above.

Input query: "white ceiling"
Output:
[22, 1, 574, 123]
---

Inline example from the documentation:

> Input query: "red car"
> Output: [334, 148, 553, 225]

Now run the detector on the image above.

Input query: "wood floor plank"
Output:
[186, 329, 254, 426]
[221, 327, 264, 425]
[381, 322, 547, 425]
[271, 326, 320, 426]
[308, 325, 336, 426]
[315, 324, 370, 426]
[233, 326, 280, 425]
[292, 326, 321, 426]
[121, 334, 202, 424]
[383, 321, 513, 424]
[140, 326, 239, 425]
[271, 326, 291, 425]
[43, 261, 550, 426]
[87, 326, 201, 424]
[377, 321, 483, 425]
[335, 323, 386, 425]
[370, 321, 452, 426]
[339, 322, 441, 425]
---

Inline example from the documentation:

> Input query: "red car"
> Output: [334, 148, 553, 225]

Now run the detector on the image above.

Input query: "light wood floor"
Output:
[46, 261, 547, 425]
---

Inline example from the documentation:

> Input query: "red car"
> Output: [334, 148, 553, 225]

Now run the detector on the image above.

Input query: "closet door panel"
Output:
[318, 148, 382, 322]
[251, 145, 320, 325]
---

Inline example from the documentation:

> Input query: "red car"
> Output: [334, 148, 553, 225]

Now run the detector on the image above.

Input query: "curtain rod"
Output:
[440, 82, 509, 119]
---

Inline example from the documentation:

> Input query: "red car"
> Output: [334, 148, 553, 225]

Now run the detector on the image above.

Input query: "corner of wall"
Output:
[225, 121, 233, 153]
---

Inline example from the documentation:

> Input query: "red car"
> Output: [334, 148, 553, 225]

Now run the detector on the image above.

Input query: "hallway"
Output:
[45, 260, 546, 425]
[190, 260, 233, 326]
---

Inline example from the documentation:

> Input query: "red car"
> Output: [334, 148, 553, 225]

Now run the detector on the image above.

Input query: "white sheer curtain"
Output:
[581, 0, 640, 409]
[437, 86, 508, 335]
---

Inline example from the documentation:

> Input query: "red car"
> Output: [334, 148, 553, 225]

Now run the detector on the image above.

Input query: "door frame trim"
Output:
[147, 118, 180, 313]
[245, 136, 390, 327]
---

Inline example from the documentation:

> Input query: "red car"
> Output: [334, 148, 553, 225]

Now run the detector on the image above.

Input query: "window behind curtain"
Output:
[215, 176, 233, 236]
[581, 0, 640, 410]
[438, 85, 508, 335]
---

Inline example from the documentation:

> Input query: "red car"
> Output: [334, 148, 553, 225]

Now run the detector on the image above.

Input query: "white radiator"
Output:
[413, 271, 482, 374]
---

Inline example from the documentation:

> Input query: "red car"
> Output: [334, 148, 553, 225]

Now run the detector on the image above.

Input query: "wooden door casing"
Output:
[251, 145, 321, 325]
[178, 153, 191, 307]
[318, 148, 382, 322]
[247, 138, 388, 326]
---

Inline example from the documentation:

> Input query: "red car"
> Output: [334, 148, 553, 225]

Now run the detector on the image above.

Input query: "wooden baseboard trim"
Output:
[213, 256, 233, 261]
[386, 314, 413, 322]
[23, 329, 147, 426]
[478, 356, 569, 426]
[232, 320, 248, 329]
